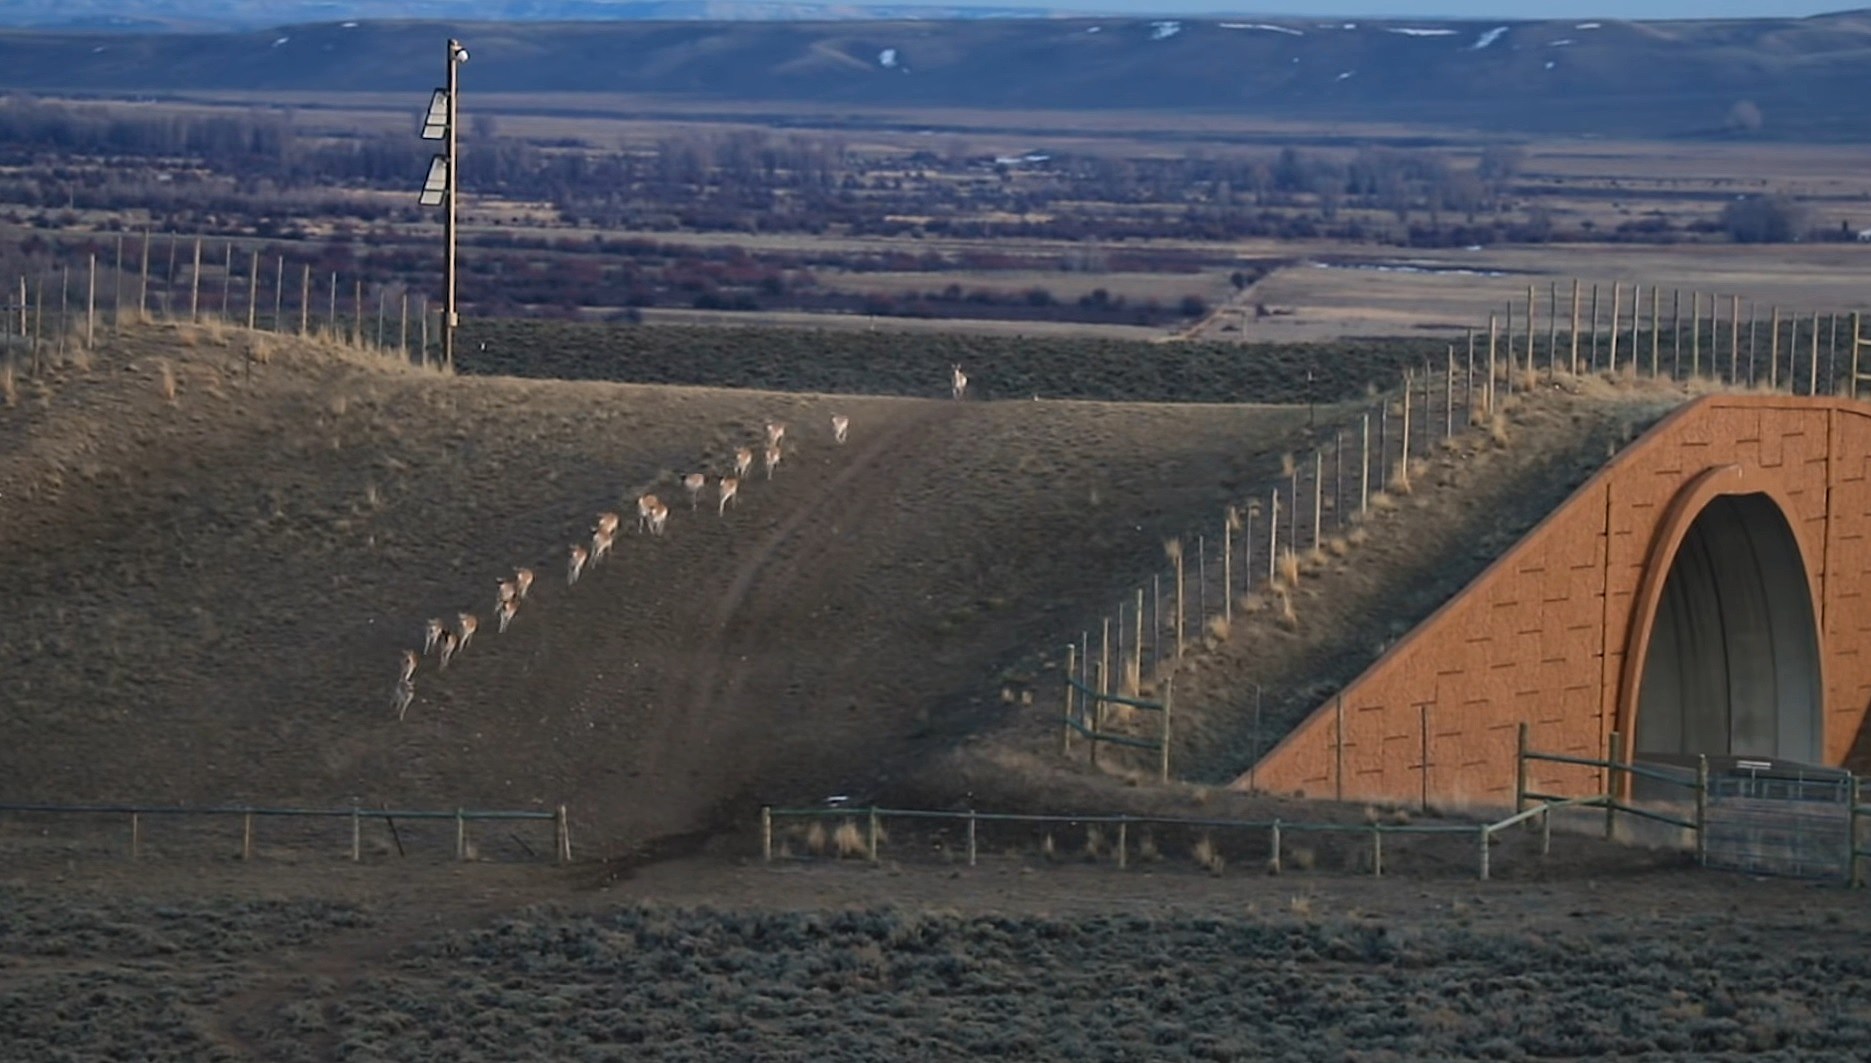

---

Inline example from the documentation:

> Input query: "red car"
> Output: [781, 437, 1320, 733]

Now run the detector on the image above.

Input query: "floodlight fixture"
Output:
[420, 88, 448, 140]
[418, 154, 448, 207]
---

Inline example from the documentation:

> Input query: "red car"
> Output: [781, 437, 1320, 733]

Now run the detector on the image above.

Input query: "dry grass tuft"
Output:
[1193, 834, 1225, 874]
[1083, 825, 1105, 861]
[1304, 546, 1328, 568]
[805, 821, 828, 856]
[1325, 536, 1350, 557]
[1488, 412, 1511, 446]
[1276, 590, 1299, 630]
[1205, 614, 1232, 642]
[832, 820, 867, 859]
[1162, 537, 1183, 565]
[157, 360, 177, 403]
[1190, 786, 1212, 807]
[1385, 472, 1413, 497]
[1289, 893, 1314, 917]
[1288, 845, 1317, 871]
[1239, 592, 1267, 615]
[1371, 491, 1397, 512]
[1276, 549, 1300, 589]
[1138, 830, 1160, 863]
[1040, 832, 1057, 861]
[1347, 526, 1370, 545]
[1280, 452, 1296, 478]
[248, 334, 275, 366]
[1, 363, 15, 408]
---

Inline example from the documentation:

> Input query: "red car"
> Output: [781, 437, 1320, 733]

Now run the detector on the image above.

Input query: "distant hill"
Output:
[2, 13, 1870, 138]
[0, 0, 1061, 31]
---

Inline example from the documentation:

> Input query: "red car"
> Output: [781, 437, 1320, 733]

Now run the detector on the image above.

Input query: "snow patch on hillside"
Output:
[1150, 20, 1182, 40]
[1221, 22, 1303, 35]
[1471, 26, 1508, 50]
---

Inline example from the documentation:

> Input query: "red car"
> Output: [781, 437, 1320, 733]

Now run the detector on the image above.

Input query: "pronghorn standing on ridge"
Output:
[951, 364, 968, 401]
[765, 421, 786, 449]
[717, 476, 739, 515]
[592, 525, 615, 564]
[393, 678, 416, 721]
[683, 472, 706, 509]
[637, 494, 663, 534]
[496, 579, 518, 615]
[831, 413, 850, 445]
[399, 649, 419, 685]
[437, 629, 460, 670]
[567, 542, 588, 586]
[496, 598, 518, 633]
[764, 442, 782, 480]
[645, 497, 669, 536]
[423, 618, 444, 656]
[734, 447, 754, 480]
[456, 612, 479, 652]
[596, 511, 620, 540]
[513, 567, 535, 600]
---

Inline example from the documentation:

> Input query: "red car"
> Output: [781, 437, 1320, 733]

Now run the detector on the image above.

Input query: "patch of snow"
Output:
[271, 36, 289, 47]
[1220, 22, 1304, 35]
[1545, 60, 1556, 69]
[1336, 70, 1355, 80]
[1343, 22, 1357, 29]
[1386, 27, 1457, 37]
[1549, 38, 1574, 46]
[1085, 25, 1100, 33]
[1149, 20, 1182, 40]
[1309, 259, 1507, 278]
[341, 20, 358, 27]
[91, 45, 106, 52]
[878, 48, 897, 68]
[1470, 26, 1508, 50]
[1576, 22, 1601, 29]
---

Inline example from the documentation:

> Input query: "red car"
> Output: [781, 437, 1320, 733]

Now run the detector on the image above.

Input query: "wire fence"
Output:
[0, 800, 572, 864]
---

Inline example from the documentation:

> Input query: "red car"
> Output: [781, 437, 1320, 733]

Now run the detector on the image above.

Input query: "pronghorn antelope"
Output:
[683, 472, 706, 509]
[567, 542, 588, 586]
[765, 421, 786, 448]
[645, 498, 669, 537]
[595, 511, 621, 539]
[496, 579, 518, 613]
[717, 476, 739, 515]
[457, 612, 478, 652]
[637, 493, 663, 533]
[393, 678, 416, 721]
[438, 629, 459, 670]
[764, 442, 782, 480]
[951, 363, 968, 401]
[831, 413, 849, 445]
[592, 526, 615, 564]
[734, 447, 754, 480]
[400, 649, 419, 685]
[514, 567, 535, 600]
[496, 598, 518, 634]
[423, 618, 444, 656]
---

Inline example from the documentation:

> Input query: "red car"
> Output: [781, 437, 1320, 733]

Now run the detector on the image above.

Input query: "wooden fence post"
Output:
[1730, 295, 1741, 384]
[1811, 310, 1821, 397]
[1371, 825, 1383, 878]
[273, 255, 284, 330]
[761, 806, 773, 863]
[1568, 278, 1581, 374]
[301, 263, 311, 336]
[455, 808, 466, 860]
[246, 251, 259, 330]
[1477, 825, 1491, 881]
[1311, 451, 1323, 549]
[1769, 307, 1781, 391]
[86, 254, 96, 348]
[242, 811, 254, 861]
[1486, 313, 1498, 413]
[1359, 413, 1370, 515]
[1269, 820, 1282, 874]
[868, 807, 880, 864]
[1116, 818, 1128, 870]
[1689, 291, 1701, 378]
[966, 810, 978, 867]
[1159, 678, 1174, 783]
[190, 237, 202, 322]
[1671, 289, 1682, 378]
[1605, 731, 1624, 841]
[1267, 490, 1279, 584]
[137, 229, 150, 322]
[130, 812, 140, 860]
[1650, 286, 1662, 378]
[1515, 722, 1529, 814]
[1063, 643, 1076, 755]
[1694, 755, 1708, 868]
[1397, 371, 1412, 492]
[351, 806, 362, 862]
[557, 804, 572, 863]
[1587, 283, 1600, 371]
[1608, 282, 1622, 374]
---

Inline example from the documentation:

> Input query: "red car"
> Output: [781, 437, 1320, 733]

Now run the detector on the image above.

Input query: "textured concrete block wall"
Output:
[1235, 397, 1871, 811]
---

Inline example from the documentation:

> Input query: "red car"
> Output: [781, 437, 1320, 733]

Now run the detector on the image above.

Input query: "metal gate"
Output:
[1701, 757, 1853, 880]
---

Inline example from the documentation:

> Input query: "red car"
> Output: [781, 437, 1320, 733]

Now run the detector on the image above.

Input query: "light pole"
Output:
[418, 38, 468, 371]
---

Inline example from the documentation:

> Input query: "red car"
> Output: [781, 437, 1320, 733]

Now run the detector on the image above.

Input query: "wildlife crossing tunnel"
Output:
[1239, 396, 1871, 806]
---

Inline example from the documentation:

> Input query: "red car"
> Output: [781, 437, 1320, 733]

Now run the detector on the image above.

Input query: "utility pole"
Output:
[419, 39, 468, 371]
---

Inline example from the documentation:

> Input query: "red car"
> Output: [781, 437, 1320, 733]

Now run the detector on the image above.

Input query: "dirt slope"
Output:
[0, 322, 1333, 849]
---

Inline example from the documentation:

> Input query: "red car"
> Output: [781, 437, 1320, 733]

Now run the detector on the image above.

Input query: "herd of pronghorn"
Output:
[389, 364, 970, 720]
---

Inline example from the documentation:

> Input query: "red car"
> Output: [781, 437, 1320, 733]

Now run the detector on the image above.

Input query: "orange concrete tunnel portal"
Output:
[1236, 396, 1871, 808]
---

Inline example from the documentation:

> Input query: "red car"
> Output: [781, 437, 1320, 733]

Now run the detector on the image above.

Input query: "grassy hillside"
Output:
[0, 321, 1345, 849]
[2, 13, 1869, 138]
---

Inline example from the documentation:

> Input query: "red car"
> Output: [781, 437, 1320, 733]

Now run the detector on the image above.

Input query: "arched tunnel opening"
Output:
[1634, 493, 1823, 771]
